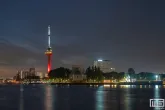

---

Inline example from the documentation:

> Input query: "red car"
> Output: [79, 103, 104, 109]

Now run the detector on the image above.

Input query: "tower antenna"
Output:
[45, 25, 53, 74]
[48, 25, 51, 48]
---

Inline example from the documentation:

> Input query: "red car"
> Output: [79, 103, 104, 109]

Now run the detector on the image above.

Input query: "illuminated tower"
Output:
[45, 25, 52, 74]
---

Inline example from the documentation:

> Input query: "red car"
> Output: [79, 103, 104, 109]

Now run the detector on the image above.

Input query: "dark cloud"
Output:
[0, 0, 165, 76]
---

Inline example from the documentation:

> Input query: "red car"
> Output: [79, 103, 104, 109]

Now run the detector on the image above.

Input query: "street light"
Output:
[156, 75, 158, 78]
[156, 75, 158, 81]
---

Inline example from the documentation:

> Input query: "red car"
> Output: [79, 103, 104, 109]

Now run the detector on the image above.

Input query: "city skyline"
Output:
[0, 0, 165, 76]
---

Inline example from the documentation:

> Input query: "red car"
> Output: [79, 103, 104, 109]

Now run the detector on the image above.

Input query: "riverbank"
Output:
[0, 81, 163, 85]
[50, 81, 163, 85]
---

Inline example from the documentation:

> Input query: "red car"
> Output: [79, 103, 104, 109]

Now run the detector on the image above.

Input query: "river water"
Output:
[0, 84, 165, 110]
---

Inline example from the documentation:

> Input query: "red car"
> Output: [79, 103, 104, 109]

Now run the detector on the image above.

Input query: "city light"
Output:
[104, 84, 110, 87]
[98, 59, 102, 61]
[155, 85, 159, 89]
[103, 80, 111, 83]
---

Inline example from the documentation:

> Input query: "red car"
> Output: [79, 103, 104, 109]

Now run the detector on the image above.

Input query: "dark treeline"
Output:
[85, 66, 103, 81]
[49, 67, 72, 79]
[48, 66, 103, 81]
[48, 67, 165, 81]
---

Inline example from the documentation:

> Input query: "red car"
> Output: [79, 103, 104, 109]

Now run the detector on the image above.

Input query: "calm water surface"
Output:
[0, 84, 164, 110]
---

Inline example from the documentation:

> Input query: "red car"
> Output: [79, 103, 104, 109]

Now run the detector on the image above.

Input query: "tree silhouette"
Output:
[85, 66, 103, 81]
[128, 68, 135, 81]
[48, 67, 71, 79]
[128, 68, 135, 74]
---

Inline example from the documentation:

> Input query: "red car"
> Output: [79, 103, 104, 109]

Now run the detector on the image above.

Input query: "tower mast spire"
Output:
[45, 25, 53, 74]
[48, 25, 51, 48]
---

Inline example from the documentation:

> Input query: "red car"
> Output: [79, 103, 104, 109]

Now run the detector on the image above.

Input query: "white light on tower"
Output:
[48, 25, 51, 48]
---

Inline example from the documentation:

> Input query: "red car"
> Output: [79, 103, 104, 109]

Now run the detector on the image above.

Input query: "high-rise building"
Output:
[36, 72, 44, 79]
[16, 69, 29, 80]
[29, 68, 35, 76]
[22, 70, 29, 79]
[94, 59, 115, 73]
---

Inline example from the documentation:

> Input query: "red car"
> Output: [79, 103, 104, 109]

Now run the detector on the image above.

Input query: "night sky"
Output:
[0, 0, 165, 77]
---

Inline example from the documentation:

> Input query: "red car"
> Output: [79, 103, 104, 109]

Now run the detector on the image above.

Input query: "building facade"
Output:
[16, 68, 37, 80]
[29, 68, 35, 76]
[72, 65, 84, 73]
[36, 72, 44, 79]
[69, 65, 86, 82]
[94, 60, 115, 73]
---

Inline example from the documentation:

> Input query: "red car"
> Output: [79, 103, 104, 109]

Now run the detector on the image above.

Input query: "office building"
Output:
[72, 65, 83, 74]
[29, 68, 35, 76]
[69, 65, 86, 82]
[94, 59, 115, 73]
[36, 72, 44, 79]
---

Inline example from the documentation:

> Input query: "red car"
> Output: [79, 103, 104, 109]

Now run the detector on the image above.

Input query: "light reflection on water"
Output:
[100, 84, 164, 110]
[96, 85, 133, 110]
[19, 87, 24, 110]
[44, 85, 54, 110]
[101, 84, 165, 89]
[96, 86, 104, 110]
[4, 84, 165, 110]
[154, 85, 160, 110]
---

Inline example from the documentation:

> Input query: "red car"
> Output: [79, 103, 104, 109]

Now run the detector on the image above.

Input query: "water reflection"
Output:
[96, 86, 104, 110]
[44, 85, 54, 110]
[1, 84, 165, 110]
[103, 85, 110, 88]
[163, 85, 165, 88]
[123, 85, 132, 110]
[19, 85, 24, 110]
[153, 85, 160, 110]
[120, 85, 131, 88]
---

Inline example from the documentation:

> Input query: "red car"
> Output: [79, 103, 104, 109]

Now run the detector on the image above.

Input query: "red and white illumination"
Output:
[45, 25, 52, 74]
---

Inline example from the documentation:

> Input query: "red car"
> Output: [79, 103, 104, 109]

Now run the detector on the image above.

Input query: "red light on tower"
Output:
[45, 25, 52, 74]
[47, 52, 52, 72]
